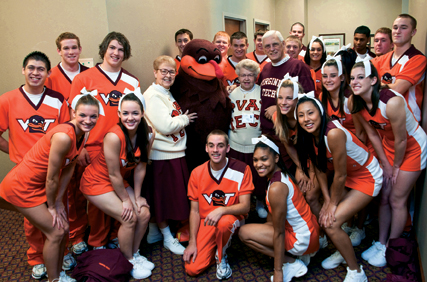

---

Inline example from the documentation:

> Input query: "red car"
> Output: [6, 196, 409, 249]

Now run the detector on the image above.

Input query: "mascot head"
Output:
[180, 39, 224, 81]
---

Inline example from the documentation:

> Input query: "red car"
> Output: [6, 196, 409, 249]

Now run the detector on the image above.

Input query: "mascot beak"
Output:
[181, 56, 224, 81]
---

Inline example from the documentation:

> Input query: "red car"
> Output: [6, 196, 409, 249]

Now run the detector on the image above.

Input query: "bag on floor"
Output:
[72, 249, 133, 282]
[386, 236, 419, 282]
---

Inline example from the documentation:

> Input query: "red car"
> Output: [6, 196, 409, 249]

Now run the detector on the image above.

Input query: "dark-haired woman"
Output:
[80, 94, 155, 279]
[295, 93, 383, 281]
[0, 94, 100, 282]
[239, 135, 319, 282]
[304, 36, 327, 98]
[350, 60, 426, 267]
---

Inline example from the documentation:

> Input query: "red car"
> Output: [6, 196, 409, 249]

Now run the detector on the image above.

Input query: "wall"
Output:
[275, 0, 307, 45]
[307, 0, 401, 48]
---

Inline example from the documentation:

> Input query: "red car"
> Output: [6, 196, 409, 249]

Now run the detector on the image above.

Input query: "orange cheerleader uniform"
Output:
[80, 124, 141, 196]
[359, 89, 427, 172]
[0, 123, 84, 207]
[266, 171, 319, 255]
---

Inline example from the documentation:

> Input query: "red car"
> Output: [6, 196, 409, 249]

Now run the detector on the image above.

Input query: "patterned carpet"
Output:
[0, 208, 396, 282]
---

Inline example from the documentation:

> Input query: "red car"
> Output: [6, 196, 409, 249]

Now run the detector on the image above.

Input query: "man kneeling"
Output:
[183, 130, 254, 280]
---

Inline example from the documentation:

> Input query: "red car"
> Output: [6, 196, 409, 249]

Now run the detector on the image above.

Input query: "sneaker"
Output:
[298, 254, 310, 266]
[62, 253, 77, 271]
[32, 264, 47, 279]
[107, 237, 120, 249]
[343, 265, 367, 282]
[282, 259, 308, 282]
[367, 243, 387, 267]
[349, 227, 366, 247]
[321, 250, 347, 269]
[341, 222, 352, 234]
[71, 241, 88, 255]
[93, 245, 106, 250]
[319, 235, 328, 249]
[216, 255, 232, 280]
[134, 250, 155, 270]
[58, 271, 77, 282]
[361, 241, 383, 261]
[256, 206, 268, 218]
[129, 259, 152, 279]
[164, 238, 185, 255]
[147, 232, 163, 244]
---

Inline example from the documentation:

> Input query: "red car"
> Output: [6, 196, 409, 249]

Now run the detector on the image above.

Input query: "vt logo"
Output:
[17, 115, 55, 133]
[202, 190, 235, 206]
[100, 90, 123, 106]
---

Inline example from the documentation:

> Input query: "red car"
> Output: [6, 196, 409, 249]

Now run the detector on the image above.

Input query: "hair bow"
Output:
[333, 43, 351, 56]
[309, 36, 325, 51]
[321, 55, 343, 76]
[277, 73, 299, 100]
[294, 91, 324, 119]
[252, 135, 280, 155]
[71, 87, 105, 116]
[355, 56, 372, 77]
[119, 87, 146, 112]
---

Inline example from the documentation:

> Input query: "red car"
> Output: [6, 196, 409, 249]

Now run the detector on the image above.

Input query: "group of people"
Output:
[0, 11, 425, 282]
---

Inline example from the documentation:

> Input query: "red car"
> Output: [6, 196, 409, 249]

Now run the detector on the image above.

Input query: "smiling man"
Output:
[222, 31, 249, 87]
[0, 51, 70, 280]
[246, 29, 270, 72]
[174, 29, 193, 73]
[184, 129, 253, 280]
[290, 22, 307, 57]
[372, 14, 426, 123]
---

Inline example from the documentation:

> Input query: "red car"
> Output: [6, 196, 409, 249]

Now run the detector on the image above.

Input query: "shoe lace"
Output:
[350, 230, 360, 240]
[330, 251, 342, 260]
[34, 264, 45, 271]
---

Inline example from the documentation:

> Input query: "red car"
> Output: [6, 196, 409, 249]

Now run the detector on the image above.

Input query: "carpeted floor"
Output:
[0, 206, 398, 282]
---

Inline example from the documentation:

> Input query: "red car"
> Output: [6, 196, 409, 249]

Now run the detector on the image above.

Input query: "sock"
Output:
[160, 225, 174, 242]
[148, 223, 160, 236]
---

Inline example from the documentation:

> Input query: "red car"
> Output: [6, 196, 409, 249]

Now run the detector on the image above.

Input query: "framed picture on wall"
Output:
[319, 33, 345, 56]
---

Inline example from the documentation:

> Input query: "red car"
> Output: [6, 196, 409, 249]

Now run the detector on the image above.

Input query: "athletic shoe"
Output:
[256, 206, 268, 219]
[216, 255, 232, 280]
[133, 250, 155, 270]
[283, 259, 308, 282]
[147, 232, 163, 244]
[93, 245, 106, 250]
[164, 238, 185, 255]
[58, 271, 77, 282]
[319, 235, 328, 249]
[129, 259, 152, 279]
[31, 264, 47, 279]
[343, 265, 368, 282]
[62, 253, 77, 271]
[367, 243, 387, 267]
[361, 241, 383, 261]
[349, 227, 366, 247]
[298, 254, 311, 266]
[71, 241, 88, 255]
[341, 222, 352, 234]
[321, 250, 347, 269]
[107, 237, 120, 249]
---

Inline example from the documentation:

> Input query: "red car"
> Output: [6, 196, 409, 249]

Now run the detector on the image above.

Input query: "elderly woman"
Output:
[143, 55, 197, 255]
[228, 59, 267, 218]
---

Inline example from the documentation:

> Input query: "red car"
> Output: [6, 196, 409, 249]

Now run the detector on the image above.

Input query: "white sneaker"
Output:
[58, 271, 77, 282]
[319, 235, 328, 249]
[71, 241, 88, 255]
[93, 245, 106, 250]
[133, 250, 155, 270]
[62, 253, 77, 271]
[343, 265, 368, 282]
[298, 254, 311, 266]
[216, 255, 232, 280]
[282, 259, 308, 282]
[321, 250, 347, 269]
[341, 222, 352, 234]
[164, 238, 185, 255]
[107, 237, 120, 249]
[361, 241, 383, 261]
[31, 264, 47, 279]
[256, 206, 268, 218]
[129, 259, 152, 279]
[367, 243, 387, 267]
[349, 227, 366, 247]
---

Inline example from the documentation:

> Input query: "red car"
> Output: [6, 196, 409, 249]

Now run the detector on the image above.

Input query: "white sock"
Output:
[160, 226, 174, 242]
[148, 223, 160, 236]
[256, 199, 265, 210]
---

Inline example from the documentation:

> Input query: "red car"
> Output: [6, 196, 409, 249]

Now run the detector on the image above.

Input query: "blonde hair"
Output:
[235, 59, 260, 77]
[153, 55, 176, 71]
[274, 80, 304, 144]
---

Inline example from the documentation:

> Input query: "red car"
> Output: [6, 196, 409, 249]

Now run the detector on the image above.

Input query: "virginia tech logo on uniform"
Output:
[369, 120, 387, 130]
[202, 190, 236, 206]
[17, 115, 56, 133]
[100, 90, 123, 106]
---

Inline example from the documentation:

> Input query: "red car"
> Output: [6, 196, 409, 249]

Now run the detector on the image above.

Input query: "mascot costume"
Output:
[171, 39, 232, 171]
